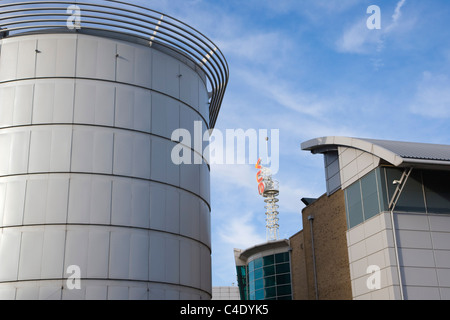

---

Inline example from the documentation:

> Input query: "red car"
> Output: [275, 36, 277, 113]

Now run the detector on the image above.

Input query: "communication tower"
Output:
[255, 139, 280, 242]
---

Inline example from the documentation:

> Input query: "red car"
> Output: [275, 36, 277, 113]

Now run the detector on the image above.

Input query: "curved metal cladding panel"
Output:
[0, 2, 220, 299]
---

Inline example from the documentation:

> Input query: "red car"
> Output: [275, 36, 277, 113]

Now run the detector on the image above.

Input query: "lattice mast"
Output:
[255, 138, 280, 242]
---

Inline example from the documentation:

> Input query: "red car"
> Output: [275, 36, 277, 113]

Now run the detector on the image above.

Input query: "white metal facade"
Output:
[0, 32, 211, 300]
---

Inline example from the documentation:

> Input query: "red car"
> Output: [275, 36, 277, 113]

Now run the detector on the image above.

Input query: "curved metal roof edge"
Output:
[301, 136, 404, 166]
[236, 239, 291, 263]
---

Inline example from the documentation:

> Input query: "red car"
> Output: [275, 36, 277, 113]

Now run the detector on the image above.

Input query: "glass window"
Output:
[254, 268, 263, 280]
[246, 252, 292, 301]
[361, 171, 381, 220]
[276, 273, 291, 285]
[255, 289, 264, 300]
[263, 255, 275, 266]
[264, 276, 276, 287]
[249, 270, 254, 282]
[254, 258, 263, 269]
[255, 279, 263, 291]
[275, 252, 289, 264]
[264, 287, 276, 299]
[263, 265, 275, 277]
[235, 266, 247, 300]
[275, 262, 290, 274]
[376, 168, 388, 211]
[386, 168, 426, 213]
[249, 280, 255, 294]
[276, 284, 291, 296]
[423, 170, 450, 214]
[346, 181, 364, 228]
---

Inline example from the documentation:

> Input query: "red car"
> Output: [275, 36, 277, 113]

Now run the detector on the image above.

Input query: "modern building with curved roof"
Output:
[0, 0, 228, 300]
[297, 136, 450, 300]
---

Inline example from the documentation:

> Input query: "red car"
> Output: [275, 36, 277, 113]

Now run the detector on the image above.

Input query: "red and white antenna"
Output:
[255, 137, 279, 242]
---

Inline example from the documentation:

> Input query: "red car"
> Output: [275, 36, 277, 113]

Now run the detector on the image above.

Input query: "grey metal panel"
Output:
[0, 29, 213, 300]
[85, 286, 108, 300]
[0, 229, 21, 281]
[111, 179, 132, 226]
[130, 181, 151, 229]
[23, 179, 48, 225]
[133, 89, 152, 133]
[200, 162, 210, 205]
[148, 232, 165, 282]
[0, 41, 19, 81]
[129, 230, 149, 280]
[0, 183, 6, 227]
[151, 93, 180, 139]
[28, 126, 72, 173]
[18, 228, 44, 280]
[89, 177, 112, 224]
[180, 192, 200, 240]
[109, 229, 131, 279]
[3, 180, 26, 227]
[108, 286, 129, 300]
[199, 80, 209, 126]
[67, 176, 92, 224]
[9, 130, 30, 174]
[13, 83, 34, 126]
[45, 174, 69, 223]
[35, 36, 77, 78]
[165, 187, 180, 234]
[39, 286, 62, 300]
[16, 39, 36, 79]
[76, 36, 116, 81]
[41, 228, 65, 278]
[116, 42, 153, 88]
[0, 85, 15, 127]
[165, 236, 180, 284]
[180, 162, 201, 195]
[152, 50, 180, 99]
[200, 200, 211, 248]
[71, 127, 114, 174]
[74, 80, 115, 126]
[180, 63, 200, 109]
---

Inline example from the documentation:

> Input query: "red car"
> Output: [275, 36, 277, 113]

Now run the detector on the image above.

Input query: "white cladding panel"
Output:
[0, 33, 211, 300]
[347, 212, 450, 300]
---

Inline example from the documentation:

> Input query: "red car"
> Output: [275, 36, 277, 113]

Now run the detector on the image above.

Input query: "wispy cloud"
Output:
[385, 0, 407, 32]
[218, 211, 266, 249]
[336, 0, 409, 55]
[236, 69, 330, 117]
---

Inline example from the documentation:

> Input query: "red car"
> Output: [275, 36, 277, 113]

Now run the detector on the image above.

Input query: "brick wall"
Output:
[291, 189, 352, 300]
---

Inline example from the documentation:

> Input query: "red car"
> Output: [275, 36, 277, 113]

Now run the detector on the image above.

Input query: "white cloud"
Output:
[393, 0, 407, 23]
[336, 0, 408, 54]
[336, 18, 380, 54]
[218, 211, 266, 249]
[236, 69, 330, 117]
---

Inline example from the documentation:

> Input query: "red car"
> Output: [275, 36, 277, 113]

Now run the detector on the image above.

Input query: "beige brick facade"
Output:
[290, 189, 352, 300]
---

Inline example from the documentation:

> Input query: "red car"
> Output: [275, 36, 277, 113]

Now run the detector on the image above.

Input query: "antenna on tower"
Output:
[255, 137, 280, 242]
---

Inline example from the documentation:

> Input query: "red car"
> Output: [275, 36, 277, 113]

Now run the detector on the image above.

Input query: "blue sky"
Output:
[137, 0, 450, 287]
[3, 0, 450, 291]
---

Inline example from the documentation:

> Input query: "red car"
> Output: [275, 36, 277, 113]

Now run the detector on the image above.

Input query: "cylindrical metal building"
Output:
[0, 1, 228, 300]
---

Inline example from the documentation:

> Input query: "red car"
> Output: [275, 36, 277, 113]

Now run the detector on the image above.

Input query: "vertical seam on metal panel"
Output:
[16, 228, 23, 283]
[33, 40, 38, 78]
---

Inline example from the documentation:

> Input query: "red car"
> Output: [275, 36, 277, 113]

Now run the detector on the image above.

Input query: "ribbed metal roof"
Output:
[0, 0, 229, 128]
[362, 138, 450, 162]
[302, 136, 450, 167]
